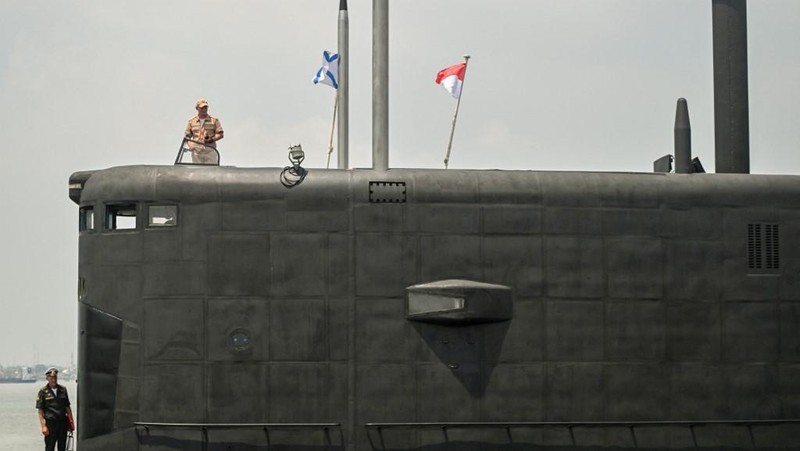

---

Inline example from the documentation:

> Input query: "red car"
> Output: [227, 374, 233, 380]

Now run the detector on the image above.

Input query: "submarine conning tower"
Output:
[65, 2, 800, 451]
[67, 165, 800, 451]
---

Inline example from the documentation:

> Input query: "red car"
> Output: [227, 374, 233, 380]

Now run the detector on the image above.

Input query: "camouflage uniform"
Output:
[184, 114, 224, 164]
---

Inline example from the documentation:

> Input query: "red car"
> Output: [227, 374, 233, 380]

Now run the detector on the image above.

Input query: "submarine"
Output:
[68, 1, 800, 450]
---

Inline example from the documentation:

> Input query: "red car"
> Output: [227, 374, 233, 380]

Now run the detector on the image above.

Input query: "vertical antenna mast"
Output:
[372, 0, 389, 170]
[712, 0, 750, 174]
[338, 0, 349, 169]
[674, 98, 692, 174]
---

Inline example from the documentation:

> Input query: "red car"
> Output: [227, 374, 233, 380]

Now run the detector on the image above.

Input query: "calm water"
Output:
[0, 380, 77, 451]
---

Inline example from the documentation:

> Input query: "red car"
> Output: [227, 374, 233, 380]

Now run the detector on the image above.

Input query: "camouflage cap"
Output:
[196, 98, 209, 108]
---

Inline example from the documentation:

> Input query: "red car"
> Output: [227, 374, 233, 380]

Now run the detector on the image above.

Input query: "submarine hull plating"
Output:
[70, 166, 800, 450]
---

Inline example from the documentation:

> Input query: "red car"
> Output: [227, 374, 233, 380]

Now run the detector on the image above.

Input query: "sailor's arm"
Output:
[205, 121, 223, 142]
[38, 409, 48, 436]
[208, 119, 224, 142]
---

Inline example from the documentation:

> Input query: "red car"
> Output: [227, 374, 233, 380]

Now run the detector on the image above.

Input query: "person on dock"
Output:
[35, 367, 73, 451]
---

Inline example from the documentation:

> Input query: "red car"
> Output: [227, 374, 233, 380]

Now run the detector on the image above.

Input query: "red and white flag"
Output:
[435, 62, 467, 98]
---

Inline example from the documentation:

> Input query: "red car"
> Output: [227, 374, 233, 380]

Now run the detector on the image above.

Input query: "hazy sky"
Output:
[1, 0, 798, 366]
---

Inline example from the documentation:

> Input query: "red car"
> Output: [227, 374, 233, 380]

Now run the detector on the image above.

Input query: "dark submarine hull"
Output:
[69, 165, 800, 450]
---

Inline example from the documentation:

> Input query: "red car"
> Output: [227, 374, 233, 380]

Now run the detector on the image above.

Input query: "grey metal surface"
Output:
[405, 279, 513, 325]
[674, 98, 691, 174]
[338, 0, 349, 169]
[365, 420, 800, 450]
[135, 422, 343, 451]
[713, 0, 750, 174]
[78, 303, 124, 439]
[69, 165, 800, 450]
[372, 0, 389, 170]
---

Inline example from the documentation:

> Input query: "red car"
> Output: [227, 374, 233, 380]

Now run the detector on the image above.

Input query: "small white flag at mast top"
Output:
[313, 51, 339, 89]
[313, 50, 340, 168]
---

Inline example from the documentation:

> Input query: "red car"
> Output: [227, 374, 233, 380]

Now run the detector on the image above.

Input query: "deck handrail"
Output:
[174, 137, 221, 166]
[364, 419, 800, 450]
[134, 422, 342, 451]
[136, 422, 341, 428]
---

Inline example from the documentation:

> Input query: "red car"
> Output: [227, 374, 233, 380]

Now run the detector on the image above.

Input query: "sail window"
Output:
[148, 205, 178, 227]
[105, 204, 137, 230]
[747, 223, 780, 274]
[79, 206, 94, 231]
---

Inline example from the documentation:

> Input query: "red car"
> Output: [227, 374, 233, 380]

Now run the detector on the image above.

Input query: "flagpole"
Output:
[444, 54, 470, 169]
[337, 0, 349, 169]
[326, 95, 339, 169]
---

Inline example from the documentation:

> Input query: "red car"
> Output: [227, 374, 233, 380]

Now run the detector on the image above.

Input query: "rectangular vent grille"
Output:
[748, 223, 780, 273]
[369, 181, 407, 203]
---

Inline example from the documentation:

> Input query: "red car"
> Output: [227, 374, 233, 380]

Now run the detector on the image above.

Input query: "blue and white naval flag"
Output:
[313, 50, 339, 89]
